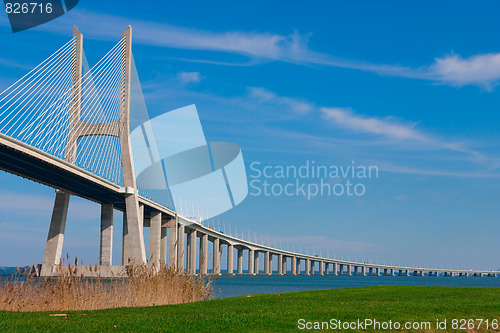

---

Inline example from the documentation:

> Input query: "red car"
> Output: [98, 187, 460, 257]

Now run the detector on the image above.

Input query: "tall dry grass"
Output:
[0, 260, 214, 312]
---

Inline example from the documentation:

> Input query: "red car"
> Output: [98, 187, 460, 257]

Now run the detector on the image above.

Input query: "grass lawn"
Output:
[1, 286, 500, 332]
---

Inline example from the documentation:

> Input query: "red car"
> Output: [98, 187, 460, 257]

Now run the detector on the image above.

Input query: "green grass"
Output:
[1, 286, 500, 332]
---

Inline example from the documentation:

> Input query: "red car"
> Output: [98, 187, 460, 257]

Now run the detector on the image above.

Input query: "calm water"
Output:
[212, 274, 500, 298]
[3, 267, 500, 299]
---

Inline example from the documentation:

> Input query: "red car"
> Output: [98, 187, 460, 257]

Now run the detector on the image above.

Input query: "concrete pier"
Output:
[248, 250, 255, 275]
[319, 261, 324, 275]
[305, 259, 310, 275]
[264, 251, 270, 275]
[213, 238, 221, 274]
[278, 254, 283, 275]
[227, 244, 234, 275]
[200, 233, 208, 274]
[149, 211, 161, 267]
[41, 191, 70, 275]
[177, 225, 185, 270]
[254, 251, 259, 274]
[296, 258, 301, 275]
[291, 256, 297, 275]
[237, 248, 243, 274]
[168, 218, 177, 269]
[187, 229, 196, 274]
[99, 203, 113, 266]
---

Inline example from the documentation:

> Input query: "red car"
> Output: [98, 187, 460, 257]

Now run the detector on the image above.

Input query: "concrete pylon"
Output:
[187, 229, 196, 274]
[119, 26, 146, 265]
[278, 254, 283, 275]
[168, 217, 177, 269]
[213, 238, 221, 274]
[177, 224, 185, 270]
[319, 261, 324, 275]
[99, 203, 113, 265]
[149, 211, 161, 267]
[160, 217, 168, 266]
[41, 27, 83, 276]
[200, 233, 208, 274]
[254, 251, 259, 274]
[291, 256, 297, 275]
[248, 250, 254, 274]
[237, 248, 243, 274]
[264, 251, 270, 275]
[332, 262, 338, 276]
[227, 244, 234, 275]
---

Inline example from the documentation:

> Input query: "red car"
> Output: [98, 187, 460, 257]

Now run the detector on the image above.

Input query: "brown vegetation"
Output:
[0, 260, 214, 312]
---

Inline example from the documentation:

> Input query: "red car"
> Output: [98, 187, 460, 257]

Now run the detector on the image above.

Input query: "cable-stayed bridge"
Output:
[0, 27, 497, 278]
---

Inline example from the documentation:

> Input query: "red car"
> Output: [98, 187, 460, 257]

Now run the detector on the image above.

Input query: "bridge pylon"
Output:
[40, 26, 146, 276]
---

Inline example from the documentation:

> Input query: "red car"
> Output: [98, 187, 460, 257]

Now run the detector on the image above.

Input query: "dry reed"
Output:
[0, 259, 214, 312]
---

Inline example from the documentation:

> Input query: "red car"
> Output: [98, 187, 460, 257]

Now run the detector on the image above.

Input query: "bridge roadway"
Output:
[1, 132, 498, 277]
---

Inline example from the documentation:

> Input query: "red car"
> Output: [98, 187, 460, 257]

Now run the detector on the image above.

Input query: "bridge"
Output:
[0, 27, 497, 278]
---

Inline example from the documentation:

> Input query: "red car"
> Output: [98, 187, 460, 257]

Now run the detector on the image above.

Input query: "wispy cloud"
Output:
[31, 10, 500, 89]
[248, 87, 314, 115]
[428, 53, 500, 90]
[176, 71, 201, 85]
[319, 107, 487, 161]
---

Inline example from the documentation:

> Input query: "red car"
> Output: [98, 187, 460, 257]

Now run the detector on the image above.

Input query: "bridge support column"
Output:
[305, 259, 310, 275]
[269, 253, 274, 274]
[227, 244, 234, 275]
[347, 264, 352, 276]
[213, 238, 221, 274]
[187, 229, 196, 274]
[120, 26, 147, 266]
[248, 250, 255, 275]
[391, 269, 395, 276]
[292, 256, 297, 275]
[361, 266, 366, 276]
[254, 251, 259, 274]
[339, 264, 344, 275]
[333, 262, 338, 276]
[264, 251, 270, 275]
[237, 248, 243, 274]
[311, 261, 315, 275]
[325, 263, 329, 275]
[177, 225, 185, 270]
[278, 254, 283, 275]
[160, 217, 168, 266]
[200, 233, 208, 274]
[354, 266, 358, 275]
[149, 211, 161, 268]
[168, 218, 177, 269]
[319, 261, 324, 275]
[282, 256, 287, 274]
[99, 203, 113, 266]
[405, 269, 409, 276]
[41, 191, 70, 276]
[296, 258, 301, 275]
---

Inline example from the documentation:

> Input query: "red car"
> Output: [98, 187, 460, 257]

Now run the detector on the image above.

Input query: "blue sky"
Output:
[0, 1, 499, 270]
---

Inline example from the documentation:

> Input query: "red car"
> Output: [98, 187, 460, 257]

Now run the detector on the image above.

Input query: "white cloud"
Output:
[429, 53, 500, 90]
[248, 87, 313, 115]
[320, 107, 423, 141]
[176, 71, 201, 85]
[319, 106, 486, 161]
[33, 10, 500, 89]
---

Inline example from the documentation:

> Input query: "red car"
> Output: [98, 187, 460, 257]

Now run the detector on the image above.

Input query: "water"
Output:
[212, 274, 500, 298]
[3, 267, 500, 299]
